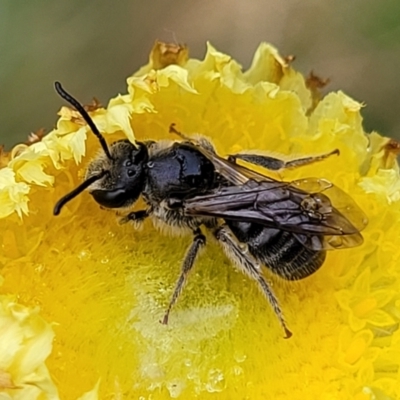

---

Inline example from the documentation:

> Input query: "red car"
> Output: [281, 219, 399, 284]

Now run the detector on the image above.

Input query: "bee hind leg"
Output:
[228, 149, 339, 171]
[161, 227, 206, 325]
[214, 224, 292, 339]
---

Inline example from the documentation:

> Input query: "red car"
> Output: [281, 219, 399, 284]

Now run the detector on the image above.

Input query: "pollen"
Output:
[1, 41, 400, 399]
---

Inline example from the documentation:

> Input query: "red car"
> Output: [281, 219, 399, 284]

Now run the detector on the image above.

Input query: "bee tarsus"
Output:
[161, 227, 206, 325]
[215, 224, 292, 338]
[119, 209, 150, 225]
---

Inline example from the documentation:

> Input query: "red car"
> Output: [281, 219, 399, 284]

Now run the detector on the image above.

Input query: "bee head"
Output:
[86, 140, 148, 209]
[53, 82, 147, 215]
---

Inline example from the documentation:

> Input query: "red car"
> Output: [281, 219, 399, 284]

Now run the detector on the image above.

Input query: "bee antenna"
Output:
[54, 81, 113, 160]
[53, 171, 108, 216]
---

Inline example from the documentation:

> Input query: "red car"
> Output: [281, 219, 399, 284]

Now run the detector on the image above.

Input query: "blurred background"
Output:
[1, 0, 399, 148]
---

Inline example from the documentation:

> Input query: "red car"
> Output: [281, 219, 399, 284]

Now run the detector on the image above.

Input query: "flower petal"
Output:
[0, 168, 30, 218]
[0, 295, 58, 399]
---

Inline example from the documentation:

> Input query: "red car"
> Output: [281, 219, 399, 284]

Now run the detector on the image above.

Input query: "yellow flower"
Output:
[1, 40, 400, 399]
[0, 276, 58, 398]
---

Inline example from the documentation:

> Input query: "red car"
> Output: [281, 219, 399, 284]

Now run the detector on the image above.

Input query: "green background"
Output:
[1, 0, 399, 148]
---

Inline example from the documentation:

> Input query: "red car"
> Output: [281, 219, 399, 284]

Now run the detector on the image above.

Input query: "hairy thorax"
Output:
[149, 199, 217, 236]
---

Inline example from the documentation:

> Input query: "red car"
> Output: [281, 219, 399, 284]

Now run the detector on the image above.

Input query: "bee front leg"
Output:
[161, 228, 205, 325]
[214, 224, 292, 339]
[118, 209, 151, 228]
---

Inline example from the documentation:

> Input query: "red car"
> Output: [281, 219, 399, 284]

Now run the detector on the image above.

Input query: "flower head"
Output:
[1, 41, 400, 399]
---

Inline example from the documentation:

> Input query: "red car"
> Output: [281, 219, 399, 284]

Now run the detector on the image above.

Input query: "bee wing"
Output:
[187, 142, 367, 250]
[183, 178, 367, 251]
[290, 178, 368, 233]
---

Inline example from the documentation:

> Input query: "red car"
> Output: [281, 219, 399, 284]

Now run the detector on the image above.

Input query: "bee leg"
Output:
[228, 149, 339, 171]
[118, 209, 151, 226]
[214, 224, 292, 339]
[161, 228, 206, 325]
[169, 123, 191, 141]
[169, 124, 216, 153]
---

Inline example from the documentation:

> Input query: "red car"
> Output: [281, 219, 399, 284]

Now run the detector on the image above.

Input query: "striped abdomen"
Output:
[227, 221, 326, 280]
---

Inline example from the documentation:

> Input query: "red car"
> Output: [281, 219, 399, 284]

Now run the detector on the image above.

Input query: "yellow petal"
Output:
[16, 162, 54, 187]
[0, 295, 58, 399]
[103, 100, 136, 143]
[280, 69, 312, 112]
[365, 309, 396, 327]
[373, 289, 395, 308]
[360, 168, 400, 203]
[353, 268, 371, 294]
[244, 42, 287, 84]
[157, 65, 198, 94]
[68, 127, 87, 164]
[0, 168, 30, 218]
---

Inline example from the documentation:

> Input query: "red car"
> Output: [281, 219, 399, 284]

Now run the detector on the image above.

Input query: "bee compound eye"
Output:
[91, 188, 128, 208]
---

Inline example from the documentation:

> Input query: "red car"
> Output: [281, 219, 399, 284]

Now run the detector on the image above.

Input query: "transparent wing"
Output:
[182, 178, 367, 251]
[182, 141, 367, 251]
[291, 178, 368, 233]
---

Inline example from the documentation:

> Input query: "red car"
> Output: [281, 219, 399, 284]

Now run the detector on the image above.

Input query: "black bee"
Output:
[53, 82, 367, 338]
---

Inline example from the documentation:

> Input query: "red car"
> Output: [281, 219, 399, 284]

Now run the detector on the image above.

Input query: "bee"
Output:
[53, 82, 368, 338]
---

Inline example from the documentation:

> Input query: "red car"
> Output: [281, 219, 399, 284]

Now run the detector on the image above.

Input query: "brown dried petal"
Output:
[381, 138, 400, 169]
[150, 40, 189, 70]
[0, 369, 17, 389]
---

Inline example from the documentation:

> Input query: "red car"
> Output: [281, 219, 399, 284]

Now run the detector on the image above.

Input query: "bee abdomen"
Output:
[227, 221, 326, 281]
